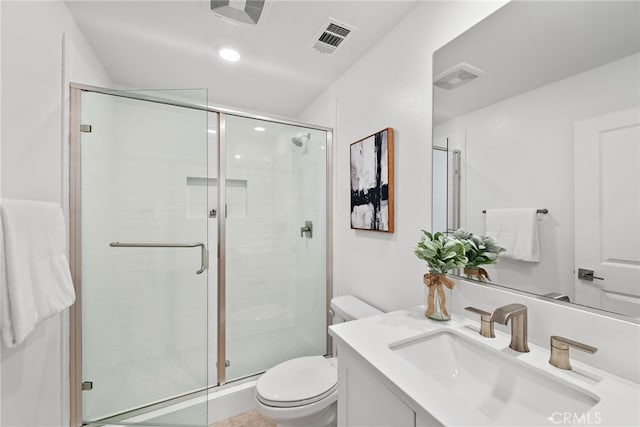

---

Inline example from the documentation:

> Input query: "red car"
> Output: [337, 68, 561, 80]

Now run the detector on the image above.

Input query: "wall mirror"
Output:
[432, 0, 640, 320]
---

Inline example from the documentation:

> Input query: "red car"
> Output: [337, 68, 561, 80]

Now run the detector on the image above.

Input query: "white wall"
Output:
[435, 53, 640, 299]
[0, 1, 110, 425]
[298, 1, 507, 312]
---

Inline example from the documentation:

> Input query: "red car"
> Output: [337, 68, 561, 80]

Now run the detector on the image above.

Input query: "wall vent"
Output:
[311, 18, 357, 55]
[433, 63, 485, 90]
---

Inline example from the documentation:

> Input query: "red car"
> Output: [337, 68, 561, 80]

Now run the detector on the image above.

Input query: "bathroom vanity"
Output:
[329, 303, 640, 426]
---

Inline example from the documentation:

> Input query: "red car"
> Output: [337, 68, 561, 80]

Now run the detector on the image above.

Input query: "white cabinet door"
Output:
[574, 107, 640, 317]
[338, 347, 415, 427]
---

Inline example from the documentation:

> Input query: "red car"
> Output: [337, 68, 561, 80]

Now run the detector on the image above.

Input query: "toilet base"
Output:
[257, 400, 336, 427]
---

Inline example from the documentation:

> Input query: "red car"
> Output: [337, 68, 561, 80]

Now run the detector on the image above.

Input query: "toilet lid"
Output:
[256, 356, 337, 408]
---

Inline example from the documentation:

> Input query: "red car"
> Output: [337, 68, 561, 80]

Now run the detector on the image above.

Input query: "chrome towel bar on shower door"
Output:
[109, 242, 209, 274]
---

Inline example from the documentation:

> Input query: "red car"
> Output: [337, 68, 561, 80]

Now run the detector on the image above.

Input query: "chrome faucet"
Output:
[490, 303, 529, 352]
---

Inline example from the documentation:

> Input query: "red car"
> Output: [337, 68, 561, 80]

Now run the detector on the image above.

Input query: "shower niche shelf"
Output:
[186, 176, 247, 219]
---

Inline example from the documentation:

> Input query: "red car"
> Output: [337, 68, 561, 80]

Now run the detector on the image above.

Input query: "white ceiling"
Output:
[65, 0, 418, 118]
[433, 0, 640, 124]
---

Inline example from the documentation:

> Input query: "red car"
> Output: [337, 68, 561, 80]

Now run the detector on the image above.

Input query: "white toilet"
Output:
[255, 295, 382, 427]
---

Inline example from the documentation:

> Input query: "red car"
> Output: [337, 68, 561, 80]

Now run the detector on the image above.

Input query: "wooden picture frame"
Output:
[350, 128, 394, 232]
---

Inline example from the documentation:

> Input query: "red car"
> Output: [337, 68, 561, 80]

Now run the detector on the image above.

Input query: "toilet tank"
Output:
[330, 295, 382, 324]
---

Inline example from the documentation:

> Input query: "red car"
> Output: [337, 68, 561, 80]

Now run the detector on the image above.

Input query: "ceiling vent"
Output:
[433, 63, 485, 90]
[311, 18, 357, 55]
[211, 0, 268, 25]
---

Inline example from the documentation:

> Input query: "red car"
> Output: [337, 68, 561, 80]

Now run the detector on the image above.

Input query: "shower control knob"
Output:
[300, 221, 313, 238]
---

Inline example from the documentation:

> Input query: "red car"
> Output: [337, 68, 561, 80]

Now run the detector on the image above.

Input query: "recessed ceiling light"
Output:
[254, 126, 266, 132]
[208, 129, 217, 134]
[219, 47, 240, 62]
[234, 154, 243, 159]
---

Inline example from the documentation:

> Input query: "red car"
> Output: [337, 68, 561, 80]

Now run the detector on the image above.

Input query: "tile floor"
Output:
[211, 410, 275, 427]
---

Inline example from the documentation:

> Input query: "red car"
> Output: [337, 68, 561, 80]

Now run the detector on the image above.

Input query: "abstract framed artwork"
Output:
[350, 127, 394, 232]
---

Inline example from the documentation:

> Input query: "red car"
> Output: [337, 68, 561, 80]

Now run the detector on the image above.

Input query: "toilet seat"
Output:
[256, 356, 337, 408]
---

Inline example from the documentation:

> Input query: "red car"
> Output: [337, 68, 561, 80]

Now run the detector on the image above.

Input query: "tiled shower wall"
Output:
[225, 134, 296, 336]
[81, 93, 209, 421]
[293, 130, 328, 355]
[224, 117, 298, 379]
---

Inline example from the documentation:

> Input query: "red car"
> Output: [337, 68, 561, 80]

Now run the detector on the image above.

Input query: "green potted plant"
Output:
[414, 231, 467, 320]
[452, 229, 505, 281]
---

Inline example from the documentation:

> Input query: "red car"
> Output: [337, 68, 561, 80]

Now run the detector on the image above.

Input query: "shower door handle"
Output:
[109, 242, 209, 274]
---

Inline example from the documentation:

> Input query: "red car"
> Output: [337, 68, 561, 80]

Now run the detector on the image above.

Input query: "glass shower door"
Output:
[223, 115, 328, 381]
[79, 90, 209, 425]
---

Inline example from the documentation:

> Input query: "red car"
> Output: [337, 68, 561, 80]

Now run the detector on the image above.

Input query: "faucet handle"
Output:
[549, 336, 598, 370]
[464, 306, 495, 338]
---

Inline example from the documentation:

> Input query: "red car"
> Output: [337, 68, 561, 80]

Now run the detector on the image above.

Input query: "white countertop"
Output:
[329, 306, 640, 426]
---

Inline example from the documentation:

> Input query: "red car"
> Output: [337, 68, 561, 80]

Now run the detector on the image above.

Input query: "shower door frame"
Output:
[68, 83, 334, 427]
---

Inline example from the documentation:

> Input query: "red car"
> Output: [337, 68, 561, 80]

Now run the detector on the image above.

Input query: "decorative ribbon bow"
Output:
[423, 273, 455, 318]
[463, 267, 491, 281]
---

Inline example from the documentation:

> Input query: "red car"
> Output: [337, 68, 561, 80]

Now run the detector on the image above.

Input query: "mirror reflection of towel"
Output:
[485, 208, 540, 262]
[0, 199, 76, 347]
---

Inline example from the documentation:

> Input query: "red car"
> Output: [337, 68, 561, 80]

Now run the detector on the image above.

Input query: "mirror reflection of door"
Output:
[574, 107, 640, 318]
[431, 0, 640, 318]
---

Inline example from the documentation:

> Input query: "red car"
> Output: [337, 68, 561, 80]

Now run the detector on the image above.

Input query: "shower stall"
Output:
[69, 85, 332, 426]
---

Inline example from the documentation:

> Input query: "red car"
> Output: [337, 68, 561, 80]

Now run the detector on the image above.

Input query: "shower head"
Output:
[292, 133, 311, 147]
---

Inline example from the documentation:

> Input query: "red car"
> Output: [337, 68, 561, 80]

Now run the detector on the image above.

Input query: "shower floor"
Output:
[84, 352, 207, 423]
[90, 326, 321, 425]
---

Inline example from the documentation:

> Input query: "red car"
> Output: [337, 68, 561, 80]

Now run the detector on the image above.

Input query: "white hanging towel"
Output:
[0, 199, 75, 347]
[485, 208, 540, 262]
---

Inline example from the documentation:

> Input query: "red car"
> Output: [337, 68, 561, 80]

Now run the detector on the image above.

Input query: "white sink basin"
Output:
[390, 330, 600, 425]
